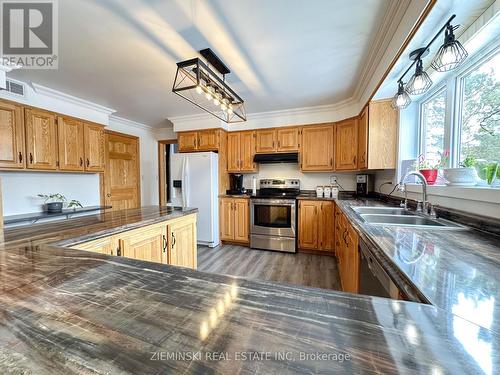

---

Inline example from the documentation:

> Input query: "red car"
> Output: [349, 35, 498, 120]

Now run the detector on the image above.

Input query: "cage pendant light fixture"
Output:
[172, 48, 246, 123]
[406, 59, 433, 95]
[392, 81, 411, 109]
[431, 25, 468, 72]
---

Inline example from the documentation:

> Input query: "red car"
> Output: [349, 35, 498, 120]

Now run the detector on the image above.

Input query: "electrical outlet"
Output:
[330, 175, 338, 185]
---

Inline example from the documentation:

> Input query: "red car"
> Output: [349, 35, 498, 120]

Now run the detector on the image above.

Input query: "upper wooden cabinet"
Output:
[300, 124, 334, 171]
[357, 106, 368, 170]
[178, 129, 222, 152]
[25, 108, 58, 170]
[298, 200, 335, 252]
[219, 197, 249, 243]
[84, 123, 105, 172]
[335, 118, 358, 171]
[227, 131, 257, 173]
[58, 116, 84, 171]
[255, 129, 276, 153]
[0, 100, 24, 169]
[277, 127, 300, 152]
[366, 99, 398, 169]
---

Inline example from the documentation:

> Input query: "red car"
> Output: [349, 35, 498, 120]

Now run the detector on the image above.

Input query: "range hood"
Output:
[253, 152, 299, 164]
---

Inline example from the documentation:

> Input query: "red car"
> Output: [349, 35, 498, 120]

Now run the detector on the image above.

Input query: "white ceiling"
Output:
[10, 0, 392, 126]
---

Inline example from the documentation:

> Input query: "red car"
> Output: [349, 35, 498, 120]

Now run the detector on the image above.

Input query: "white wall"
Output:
[242, 164, 361, 191]
[0, 172, 100, 216]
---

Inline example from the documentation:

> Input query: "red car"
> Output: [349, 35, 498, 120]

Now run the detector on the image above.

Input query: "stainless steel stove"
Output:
[250, 179, 300, 253]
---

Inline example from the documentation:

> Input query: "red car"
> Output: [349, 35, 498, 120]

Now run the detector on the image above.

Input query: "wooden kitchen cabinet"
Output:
[84, 123, 105, 172]
[335, 207, 359, 293]
[298, 200, 335, 252]
[277, 127, 300, 152]
[167, 213, 197, 269]
[335, 118, 358, 171]
[25, 108, 58, 170]
[119, 224, 166, 264]
[366, 99, 398, 169]
[58, 116, 85, 171]
[227, 131, 257, 173]
[255, 129, 276, 153]
[0, 100, 24, 169]
[72, 235, 118, 256]
[178, 129, 222, 152]
[219, 197, 249, 243]
[357, 106, 368, 170]
[178, 131, 198, 152]
[300, 124, 334, 171]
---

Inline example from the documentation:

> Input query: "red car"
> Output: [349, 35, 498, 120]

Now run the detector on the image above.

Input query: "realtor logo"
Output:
[0, 0, 58, 69]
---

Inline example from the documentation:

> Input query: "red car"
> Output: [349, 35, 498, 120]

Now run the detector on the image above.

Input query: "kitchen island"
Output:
[0, 206, 498, 374]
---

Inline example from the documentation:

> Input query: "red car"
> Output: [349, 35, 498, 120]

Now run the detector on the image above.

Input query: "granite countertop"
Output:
[0, 205, 499, 373]
[335, 199, 500, 335]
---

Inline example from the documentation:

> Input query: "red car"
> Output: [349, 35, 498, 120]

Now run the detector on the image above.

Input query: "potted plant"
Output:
[38, 194, 83, 213]
[443, 155, 479, 186]
[477, 161, 499, 186]
[415, 154, 439, 185]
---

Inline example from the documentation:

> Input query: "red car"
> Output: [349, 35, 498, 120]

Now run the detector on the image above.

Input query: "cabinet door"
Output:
[72, 236, 117, 256]
[368, 100, 398, 169]
[300, 125, 334, 171]
[220, 198, 234, 240]
[239, 131, 257, 172]
[255, 129, 276, 153]
[335, 118, 358, 171]
[58, 117, 84, 171]
[277, 127, 299, 152]
[357, 107, 368, 170]
[227, 132, 240, 172]
[233, 198, 249, 242]
[178, 131, 198, 152]
[120, 225, 167, 264]
[320, 201, 335, 251]
[84, 123, 105, 172]
[168, 214, 197, 269]
[345, 224, 359, 293]
[298, 200, 320, 249]
[0, 101, 24, 168]
[197, 129, 219, 151]
[25, 108, 58, 170]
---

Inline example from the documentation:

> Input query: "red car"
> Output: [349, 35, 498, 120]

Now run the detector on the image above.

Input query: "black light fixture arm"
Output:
[397, 14, 456, 84]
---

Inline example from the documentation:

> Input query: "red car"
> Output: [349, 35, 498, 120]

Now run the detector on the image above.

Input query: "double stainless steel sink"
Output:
[352, 207, 463, 230]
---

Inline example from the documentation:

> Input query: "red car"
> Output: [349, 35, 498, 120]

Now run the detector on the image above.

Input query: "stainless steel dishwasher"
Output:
[358, 240, 399, 299]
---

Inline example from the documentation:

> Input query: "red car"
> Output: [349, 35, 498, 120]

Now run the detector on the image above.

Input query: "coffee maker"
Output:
[356, 174, 373, 197]
[227, 174, 245, 195]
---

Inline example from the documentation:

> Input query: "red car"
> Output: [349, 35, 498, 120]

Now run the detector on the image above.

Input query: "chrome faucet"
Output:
[398, 171, 430, 216]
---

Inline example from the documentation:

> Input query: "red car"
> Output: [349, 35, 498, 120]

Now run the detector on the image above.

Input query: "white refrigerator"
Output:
[170, 152, 220, 248]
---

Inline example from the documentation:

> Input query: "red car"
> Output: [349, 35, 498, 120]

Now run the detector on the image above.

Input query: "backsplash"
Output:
[241, 163, 368, 191]
[0, 172, 101, 216]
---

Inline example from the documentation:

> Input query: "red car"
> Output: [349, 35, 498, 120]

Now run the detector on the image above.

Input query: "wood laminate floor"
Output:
[197, 244, 342, 290]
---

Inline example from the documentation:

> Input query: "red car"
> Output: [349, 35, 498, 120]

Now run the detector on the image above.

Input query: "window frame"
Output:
[417, 40, 500, 169]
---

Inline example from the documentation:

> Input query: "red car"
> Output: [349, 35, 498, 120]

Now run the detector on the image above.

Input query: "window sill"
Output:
[403, 184, 500, 204]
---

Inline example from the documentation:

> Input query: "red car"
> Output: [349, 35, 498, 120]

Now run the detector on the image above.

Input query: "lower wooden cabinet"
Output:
[71, 214, 197, 269]
[335, 208, 359, 293]
[298, 200, 335, 252]
[219, 197, 249, 243]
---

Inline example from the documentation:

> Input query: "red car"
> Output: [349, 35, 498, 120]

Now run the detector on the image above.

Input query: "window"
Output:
[420, 88, 447, 166]
[458, 51, 500, 165]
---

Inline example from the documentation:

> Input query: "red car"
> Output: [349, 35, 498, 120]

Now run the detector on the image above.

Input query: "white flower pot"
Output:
[443, 167, 478, 186]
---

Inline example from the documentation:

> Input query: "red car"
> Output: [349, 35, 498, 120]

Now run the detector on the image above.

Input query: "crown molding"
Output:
[108, 115, 155, 131]
[31, 83, 116, 116]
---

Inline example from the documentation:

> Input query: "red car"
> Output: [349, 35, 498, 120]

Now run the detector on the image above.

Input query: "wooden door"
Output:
[357, 107, 368, 169]
[368, 100, 398, 169]
[0, 100, 24, 168]
[197, 129, 219, 151]
[335, 119, 358, 171]
[104, 131, 141, 211]
[255, 129, 276, 153]
[168, 214, 197, 269]
[58, 117, 84, 171]
[233, 198, 249, 242]
[320, 201, 335, 251]
[300, 125, 334, 171]
[25, 108, 58, 170]
[298, 200, 320, 249]
[227, 132, 240, 172]
[239, 131, 257, 172]
[84, 123, 105, 172]
[178, 131, 198, 152]
[220, 198, 234, 241]
[120, 225, 166, 264]
[277, 127, 299, 152]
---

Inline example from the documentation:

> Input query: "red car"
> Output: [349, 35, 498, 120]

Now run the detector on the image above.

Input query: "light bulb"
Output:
[196, 85, 203, 94]
[413, 75, 425, 91]
[441, 47, 456, 65]
[396, 95, 406, 107]
[228, 104, 233, 115]
[221, 103, 228, 111]
[205, 91, 212, 100]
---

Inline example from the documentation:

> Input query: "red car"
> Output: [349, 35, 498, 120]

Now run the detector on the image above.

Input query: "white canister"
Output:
[316, 186, 324, 198]
[323, 186, 332, 198]
[331, 186, 339, 199]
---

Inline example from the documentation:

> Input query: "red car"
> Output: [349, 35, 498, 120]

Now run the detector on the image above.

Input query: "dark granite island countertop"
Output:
[0, 206, 499, 374]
